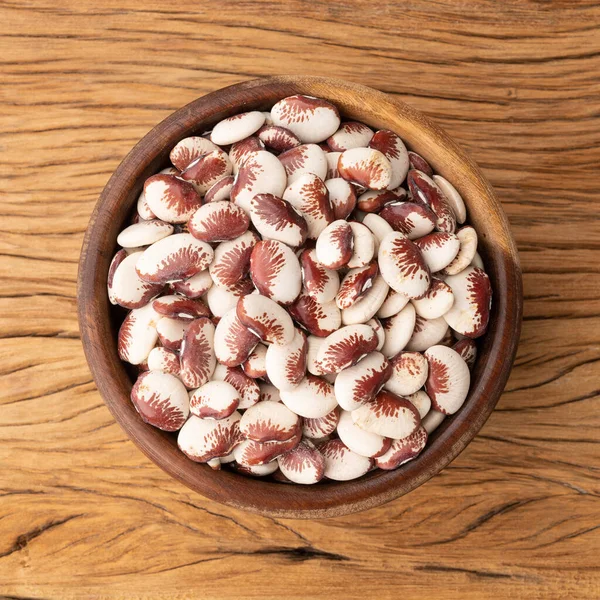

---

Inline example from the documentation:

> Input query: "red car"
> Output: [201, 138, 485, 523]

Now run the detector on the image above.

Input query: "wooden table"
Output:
[2, 2, 599, 598]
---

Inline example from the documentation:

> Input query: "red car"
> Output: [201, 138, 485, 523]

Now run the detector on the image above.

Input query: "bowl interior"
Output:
[78, 76, 522, 518]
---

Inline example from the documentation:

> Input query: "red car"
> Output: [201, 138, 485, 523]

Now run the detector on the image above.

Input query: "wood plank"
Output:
[0, 0, 598, 598]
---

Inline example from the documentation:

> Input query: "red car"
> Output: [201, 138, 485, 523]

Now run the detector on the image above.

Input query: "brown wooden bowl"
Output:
[78, 76, 522, 519]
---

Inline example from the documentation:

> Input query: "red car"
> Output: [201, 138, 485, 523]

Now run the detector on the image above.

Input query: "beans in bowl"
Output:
[107, 95, 492, 484]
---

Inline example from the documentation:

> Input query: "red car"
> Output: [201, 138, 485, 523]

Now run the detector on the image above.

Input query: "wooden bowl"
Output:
[78, 76, 522, 519]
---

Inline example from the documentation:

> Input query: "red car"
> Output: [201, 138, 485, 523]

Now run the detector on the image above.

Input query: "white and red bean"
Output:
[110, 95, 492, 484]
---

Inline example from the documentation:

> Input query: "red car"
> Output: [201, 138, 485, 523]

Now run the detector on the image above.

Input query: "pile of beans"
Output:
[107, 95, 492, 484]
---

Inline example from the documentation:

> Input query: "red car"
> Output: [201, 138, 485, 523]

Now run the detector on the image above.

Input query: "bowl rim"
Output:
[78, 75, 523, 519]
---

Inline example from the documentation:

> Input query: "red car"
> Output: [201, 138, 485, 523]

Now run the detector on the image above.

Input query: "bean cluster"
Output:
[108, 95, 492, 483]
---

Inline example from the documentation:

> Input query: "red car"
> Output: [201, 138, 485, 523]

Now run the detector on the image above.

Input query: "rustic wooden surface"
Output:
[1, 1, 598, 598]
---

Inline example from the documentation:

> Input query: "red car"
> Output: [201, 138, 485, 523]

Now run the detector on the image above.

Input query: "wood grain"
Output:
[1, 0, 598, 598]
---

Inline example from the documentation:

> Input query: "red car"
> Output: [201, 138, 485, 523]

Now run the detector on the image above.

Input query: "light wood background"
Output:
[1, 1, 599, 599]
